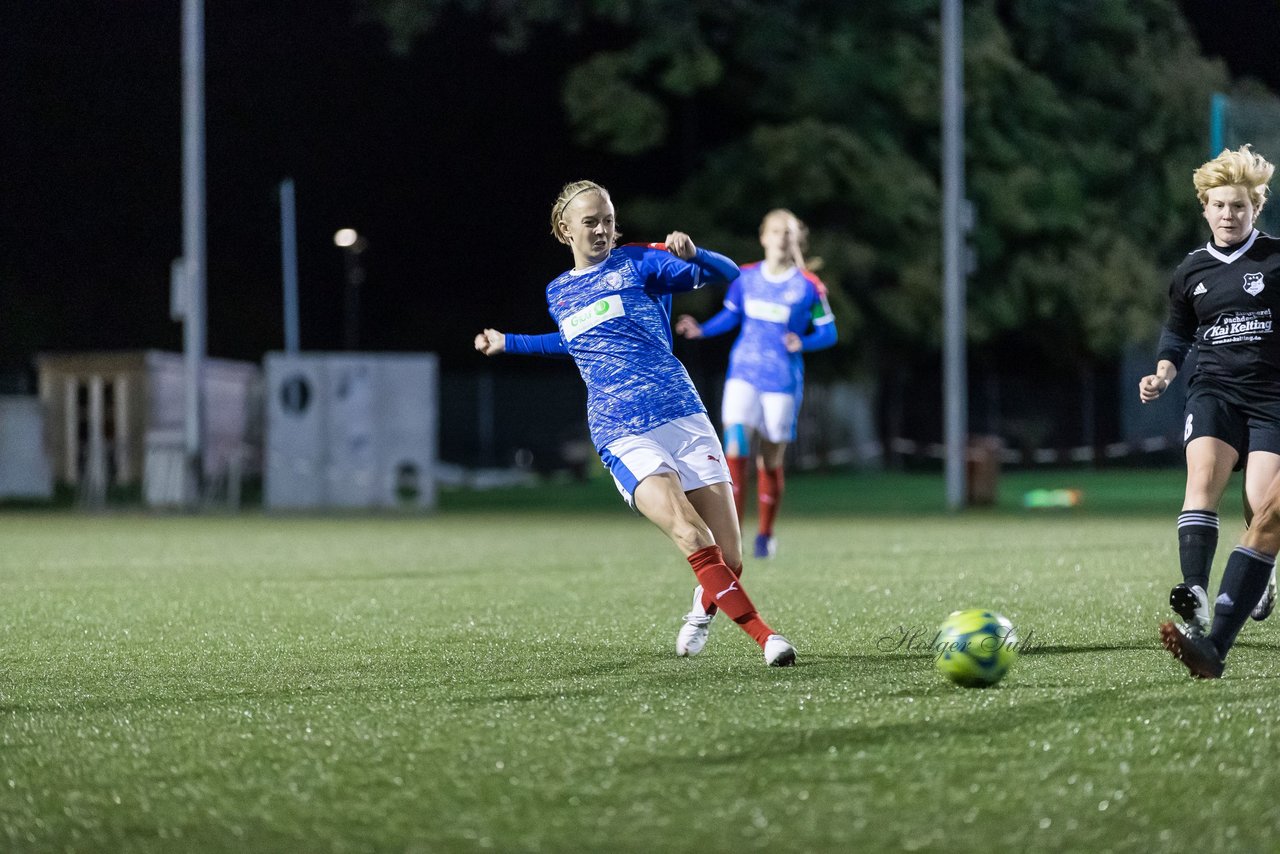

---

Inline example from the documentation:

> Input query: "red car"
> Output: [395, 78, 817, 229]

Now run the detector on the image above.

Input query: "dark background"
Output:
[2, 1, 1278, 386]
[3, 1, 680, 381]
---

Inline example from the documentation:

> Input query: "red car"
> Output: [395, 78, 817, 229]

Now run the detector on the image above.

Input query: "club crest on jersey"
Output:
[605, 272, 623, 288]
[1244, 272, 1265, 296]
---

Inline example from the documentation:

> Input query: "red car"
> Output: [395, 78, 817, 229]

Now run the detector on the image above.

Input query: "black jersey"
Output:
[1157, 230, 1280, 393]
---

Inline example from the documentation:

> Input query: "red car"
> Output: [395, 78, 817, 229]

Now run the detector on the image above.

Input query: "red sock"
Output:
[726, 456, 749, 526]
[702, 561, 743, 619]
[688, 546, 773, 646]
[757, 465, 785, 536]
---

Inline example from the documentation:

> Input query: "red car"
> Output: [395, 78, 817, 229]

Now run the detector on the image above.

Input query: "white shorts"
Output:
[600, 413, 732, 507]
[721, 378, 798, 443]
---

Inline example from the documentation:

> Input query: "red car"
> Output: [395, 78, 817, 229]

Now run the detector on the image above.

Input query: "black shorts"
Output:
[1184, 382, 1280, 469]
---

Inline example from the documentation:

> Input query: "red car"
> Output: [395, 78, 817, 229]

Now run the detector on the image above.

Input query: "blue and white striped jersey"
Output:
[540, 244, 738, 451]
[699, 263, 837, 394]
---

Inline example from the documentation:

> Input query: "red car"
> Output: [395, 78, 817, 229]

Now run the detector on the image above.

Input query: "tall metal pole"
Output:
[343, 249, 361, 351]
[941, 0, 968, 510]
[280, 178, 300, 353]
[342, 244, 366, 351]
[181, 0, 207, 507]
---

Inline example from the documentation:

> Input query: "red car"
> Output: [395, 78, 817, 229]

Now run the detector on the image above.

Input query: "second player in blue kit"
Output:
[676, 209, 837, 559]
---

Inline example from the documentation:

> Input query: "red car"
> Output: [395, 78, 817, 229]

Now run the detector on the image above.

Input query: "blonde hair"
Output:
[549, 180, 618, 245]
[1193, 144, 1275, 212]
[760, 208, 821, 272]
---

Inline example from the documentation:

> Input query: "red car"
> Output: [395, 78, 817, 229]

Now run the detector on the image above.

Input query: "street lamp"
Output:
[333, 228, 368, 351]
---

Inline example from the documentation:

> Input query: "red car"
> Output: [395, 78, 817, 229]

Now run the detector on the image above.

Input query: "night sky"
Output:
[3, 1, 1279, 383]
[2, 1, 667, 377]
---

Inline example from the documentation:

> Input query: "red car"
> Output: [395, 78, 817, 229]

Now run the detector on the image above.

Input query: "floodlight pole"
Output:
[341, 240, 366, 351]
[342, 249, 363, 351]
[181, 0, 207, 507]
[941, 0, 968, 511]
[280, 178, 300, 353]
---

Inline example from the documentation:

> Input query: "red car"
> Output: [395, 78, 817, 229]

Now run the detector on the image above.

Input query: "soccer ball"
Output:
[934, 608, 1018, 688]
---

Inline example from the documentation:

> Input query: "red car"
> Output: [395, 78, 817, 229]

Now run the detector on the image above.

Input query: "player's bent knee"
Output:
[668, 519, 713, 554]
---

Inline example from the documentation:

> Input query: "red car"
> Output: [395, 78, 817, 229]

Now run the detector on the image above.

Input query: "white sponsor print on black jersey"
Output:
[1204, 308, 1273, 345]
[1193, 282, 1207, 296]
[1244, 271, 1266, 296]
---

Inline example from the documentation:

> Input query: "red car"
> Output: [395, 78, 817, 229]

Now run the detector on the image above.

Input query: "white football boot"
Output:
[676, 585, 713, 657]
[1252, 567, 1278, 621]
[763, 634, 797, 667]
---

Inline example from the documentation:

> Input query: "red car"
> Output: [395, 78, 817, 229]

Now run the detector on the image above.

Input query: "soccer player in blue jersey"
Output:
[675, 209, 837, 560]
[1148, 146, 1280, 677]
[474, 180, 796, 666]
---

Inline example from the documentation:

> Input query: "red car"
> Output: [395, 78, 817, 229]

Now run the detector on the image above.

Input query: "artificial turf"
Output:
[2, 470, 1278, 852]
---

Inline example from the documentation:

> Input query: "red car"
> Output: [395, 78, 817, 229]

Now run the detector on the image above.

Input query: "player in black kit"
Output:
[1145, 145, 1280, 677]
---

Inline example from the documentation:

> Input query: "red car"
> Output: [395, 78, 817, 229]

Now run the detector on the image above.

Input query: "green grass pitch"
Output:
[3, 470, 1280, 852]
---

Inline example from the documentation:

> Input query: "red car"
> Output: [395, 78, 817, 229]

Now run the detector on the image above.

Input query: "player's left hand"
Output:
[664, 231, 697, 260]
[784, 332, 803, 353]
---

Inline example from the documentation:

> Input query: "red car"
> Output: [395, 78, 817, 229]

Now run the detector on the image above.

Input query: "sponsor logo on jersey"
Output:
[1184, 413, 1193, 442]
[562, 295, 625, 341]
[1244, 272, 1266, 296]
[743, 298, 791, 324]
[1193, 282, 1207, 296]
[1204, 308, 1273, 344]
